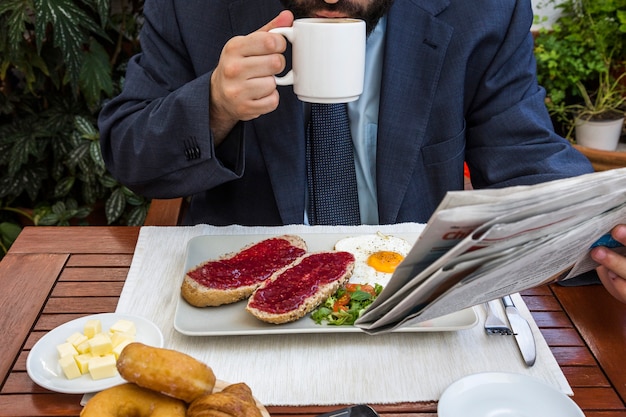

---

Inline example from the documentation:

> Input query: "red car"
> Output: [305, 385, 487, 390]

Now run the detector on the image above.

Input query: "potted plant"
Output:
[569, 68, 626, 151]
[533, 0, 626, 150]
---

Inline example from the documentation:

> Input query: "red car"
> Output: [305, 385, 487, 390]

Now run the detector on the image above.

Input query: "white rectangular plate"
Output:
[174, 232, 478, 336]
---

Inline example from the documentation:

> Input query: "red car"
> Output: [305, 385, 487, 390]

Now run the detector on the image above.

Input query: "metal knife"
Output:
[316, 405, 379, 417]
[501, 295, 536, 367]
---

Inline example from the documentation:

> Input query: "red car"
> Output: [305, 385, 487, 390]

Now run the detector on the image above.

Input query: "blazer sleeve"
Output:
[98, 0, 245, 199]
[461, 0, 593, 188]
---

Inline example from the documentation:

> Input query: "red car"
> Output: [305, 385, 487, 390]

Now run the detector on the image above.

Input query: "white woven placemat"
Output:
[115, 224, 570, 406]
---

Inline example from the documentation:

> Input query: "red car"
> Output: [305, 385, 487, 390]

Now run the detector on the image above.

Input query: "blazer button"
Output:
[184, 137, 201, 160]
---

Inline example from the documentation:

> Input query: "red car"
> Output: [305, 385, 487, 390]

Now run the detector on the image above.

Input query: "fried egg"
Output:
[334, 232, 412, 287]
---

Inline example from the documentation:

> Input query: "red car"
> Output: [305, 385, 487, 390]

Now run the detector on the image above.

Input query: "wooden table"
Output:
[1, 226, 626, 416]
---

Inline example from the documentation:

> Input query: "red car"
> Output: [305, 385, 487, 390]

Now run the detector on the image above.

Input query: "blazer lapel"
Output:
[377, 0, 453, 223]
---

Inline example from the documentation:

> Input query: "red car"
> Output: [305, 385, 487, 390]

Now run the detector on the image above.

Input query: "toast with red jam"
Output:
[182, 235, 307, 307]
[246, 251, 355, 324]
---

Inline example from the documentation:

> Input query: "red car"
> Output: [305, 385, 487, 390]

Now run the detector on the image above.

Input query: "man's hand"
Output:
[209, 10, 294, 143]
[592, 224, 626, 303]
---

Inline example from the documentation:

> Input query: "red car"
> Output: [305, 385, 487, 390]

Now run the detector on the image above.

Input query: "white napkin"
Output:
[116, 224, 571, 406]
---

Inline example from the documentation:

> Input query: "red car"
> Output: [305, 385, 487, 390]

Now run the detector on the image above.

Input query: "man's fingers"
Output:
[592, 246, 626, 279]
[258, 10, 294, 32]
[596, 265, 626, 303]
[612, 224, 626, 246]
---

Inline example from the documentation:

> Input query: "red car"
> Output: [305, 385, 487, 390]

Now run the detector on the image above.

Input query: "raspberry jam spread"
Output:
[187, 238, 306, 289]
[248, 251, 355, 314]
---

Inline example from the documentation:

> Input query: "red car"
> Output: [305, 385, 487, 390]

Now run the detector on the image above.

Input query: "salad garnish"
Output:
[311, 283, 383, 326]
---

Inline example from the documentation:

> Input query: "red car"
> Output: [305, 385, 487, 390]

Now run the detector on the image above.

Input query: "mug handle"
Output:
[269, 27, 294, 86]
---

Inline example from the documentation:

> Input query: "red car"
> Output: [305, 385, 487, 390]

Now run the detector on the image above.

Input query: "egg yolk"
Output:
[367, 251, 404, 273]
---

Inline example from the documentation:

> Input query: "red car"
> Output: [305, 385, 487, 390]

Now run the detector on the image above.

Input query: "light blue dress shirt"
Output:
[305, 16, 386, 225]
[348, 16, 386, 225]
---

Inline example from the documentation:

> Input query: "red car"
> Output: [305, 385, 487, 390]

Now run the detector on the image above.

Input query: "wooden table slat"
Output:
[66, 254, 134, 267]
[572, 387, 626, 410]
[0, 254, 68, 385]
[59, 267, 130, 282]
[8, 226, 139, 255]
[42, 297, 120, 314]
[550, 346, 598, 366]
[554, 284, 626, 404]
[539, 327, 585, 346]
[51, 281, 125, 297]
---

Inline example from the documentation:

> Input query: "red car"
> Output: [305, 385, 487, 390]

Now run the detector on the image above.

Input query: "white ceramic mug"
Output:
[270, 18, 366, 103]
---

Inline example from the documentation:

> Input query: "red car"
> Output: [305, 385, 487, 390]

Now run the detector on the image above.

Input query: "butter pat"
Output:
[88, 333, 113, 356]
[56, 342, 78, 358]
[59, 355, 81, 379]
[76, 340, 91, 354]
[74, 353, 93, 374]
[88, 355, 117, 380]
[110, 319, 136, 335]
[112, 339, 132, 359]
[84, 319, 102, 338]
[67, 332, 88, 348]
[110, 331, 134, 348]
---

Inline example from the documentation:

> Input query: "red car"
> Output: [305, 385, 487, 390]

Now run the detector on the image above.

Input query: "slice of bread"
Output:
[181, 235, 307, 307]
[246, 251, 355, 324]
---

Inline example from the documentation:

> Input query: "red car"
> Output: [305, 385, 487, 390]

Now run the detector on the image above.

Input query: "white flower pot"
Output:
[575, 117, 625, 151]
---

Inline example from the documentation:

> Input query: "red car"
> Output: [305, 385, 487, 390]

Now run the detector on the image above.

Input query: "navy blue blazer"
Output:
[98, 0, 593, 225]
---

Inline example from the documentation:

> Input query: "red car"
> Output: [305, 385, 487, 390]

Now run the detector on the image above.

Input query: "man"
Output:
[98, 0, 593, 227]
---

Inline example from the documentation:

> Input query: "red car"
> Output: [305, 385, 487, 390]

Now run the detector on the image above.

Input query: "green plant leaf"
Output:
[0, 221, 22, 252]
[125, 192, 145, 206]
[66, 141, 91, 170]
[99, 174, 119, 188]
[75, 206, 92, 219]
[74, 115, 98, 139]
[126, 205, 147, 226]
[0, 0, 33, 58]
[37, 212, 60, 225]
[8, 136, 30, 176]
[89, 140, 106, 174]
[34, 0, 106, 87]
[105, 187, 125, 224]
[54, 176, 75, 198]
[0, 166, 47, 201]
[81, 180, 98, 205]
[79, 39, 113, 109]
[51, 200, 66, 215]
[93, 0, 110, 27]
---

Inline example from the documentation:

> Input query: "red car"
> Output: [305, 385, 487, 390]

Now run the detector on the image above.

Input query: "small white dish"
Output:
[438, 372, 584, 417]
[27, 313, 164, 394]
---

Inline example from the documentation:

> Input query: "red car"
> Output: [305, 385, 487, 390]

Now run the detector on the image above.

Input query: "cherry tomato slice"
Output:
[333, 293, 351, 312]
[346, 283, 376, 297]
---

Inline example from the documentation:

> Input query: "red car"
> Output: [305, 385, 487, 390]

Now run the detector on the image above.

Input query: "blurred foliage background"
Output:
[533, 0, 626, 136]
[0, 0, 146, 258]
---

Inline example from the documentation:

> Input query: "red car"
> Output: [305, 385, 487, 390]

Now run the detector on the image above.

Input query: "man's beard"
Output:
[280, 0, 394, 34]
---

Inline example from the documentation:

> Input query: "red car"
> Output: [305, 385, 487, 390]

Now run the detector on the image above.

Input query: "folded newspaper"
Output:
[354, 167, 626, 334]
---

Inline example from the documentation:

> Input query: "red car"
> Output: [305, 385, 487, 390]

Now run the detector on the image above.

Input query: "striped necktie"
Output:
[306, 103, 361, 225]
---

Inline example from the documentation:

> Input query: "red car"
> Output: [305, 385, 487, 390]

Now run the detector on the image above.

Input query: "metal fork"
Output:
[484, 300, 513, 335]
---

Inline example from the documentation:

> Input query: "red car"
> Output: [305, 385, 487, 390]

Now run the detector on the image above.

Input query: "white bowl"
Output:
[27, 313, 164, 394]
[438, 372, 584, 417]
